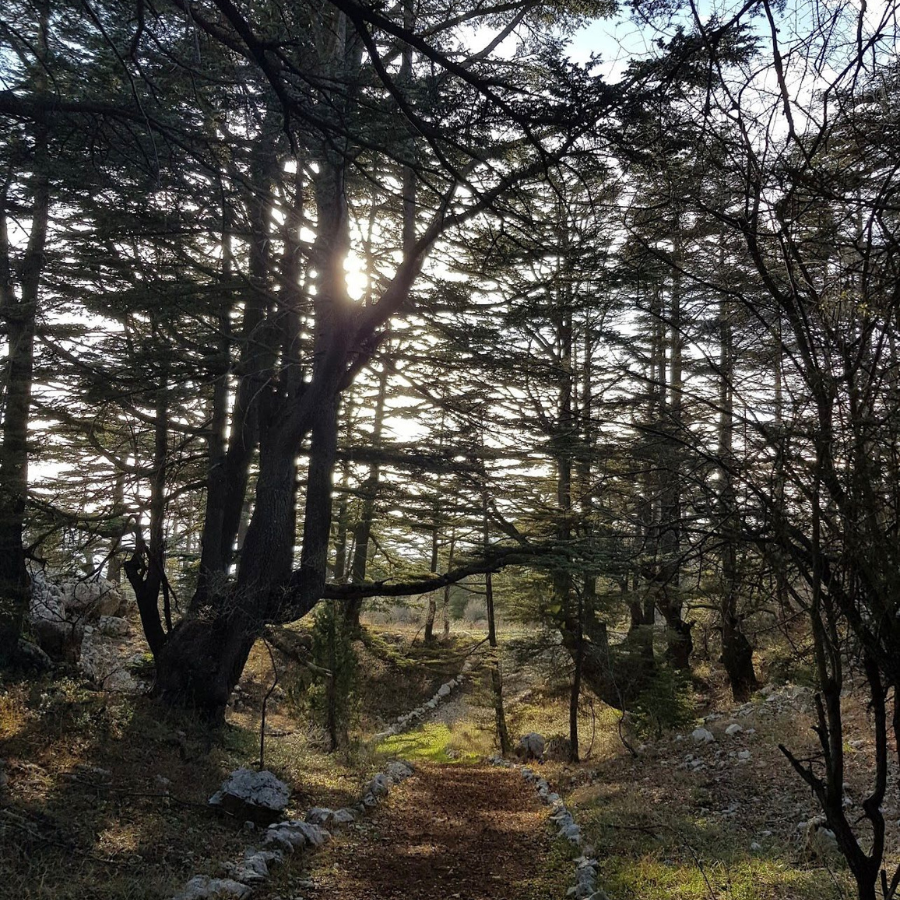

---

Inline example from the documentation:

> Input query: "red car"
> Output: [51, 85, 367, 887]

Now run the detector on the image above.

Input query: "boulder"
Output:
[437, 683, 452, 698]
[332, 807, 356, 825]
[725, 724, 743, 737]
[801, 816, 840, 860]
[264, 820, 330, 852]
[222, 848, 282, 885]
[305, 807, 335, 827]
[367, 773, 391, 797]
[545, 735, 573, 761]
[62, 579, 126, 619]
[31, 618, 83, 663]
[79, 626, 139, 692]
[97, 615, 131, 637]
[691, 728, 715, 744]
[28, 569, 81, 662]
[28, 571, 131, 663]
[13, 638, 53, 671]
[385, 760, 414, 782]
[209, 768, 290, 825]
[517, 732, 546, 760]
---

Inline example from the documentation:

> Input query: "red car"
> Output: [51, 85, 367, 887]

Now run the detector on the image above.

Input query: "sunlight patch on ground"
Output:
[378, 723, 480, 764]
[602, 857, 849, 900]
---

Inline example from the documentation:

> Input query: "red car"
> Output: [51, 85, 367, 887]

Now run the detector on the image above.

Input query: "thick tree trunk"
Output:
[195, 244, 232, 600]
[658, 596, 693, 670]
[195, 136, 279, 605]
[0, 89, 49, 666]
[155, 148, 351, 716]
[155, 396, 338, 715]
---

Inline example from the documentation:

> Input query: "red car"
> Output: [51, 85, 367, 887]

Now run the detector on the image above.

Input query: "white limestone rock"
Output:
[385, 760, 414, 782]
[209, 768, 290, 825]
[172, 876, 252, 900]
[264, 820, 330, 852]
[517, 732, 546, 760]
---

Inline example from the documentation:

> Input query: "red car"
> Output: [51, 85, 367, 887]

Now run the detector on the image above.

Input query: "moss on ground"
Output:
[378, 722, 482, 764]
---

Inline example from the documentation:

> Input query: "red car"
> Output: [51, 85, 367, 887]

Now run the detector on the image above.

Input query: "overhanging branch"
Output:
[319, 544, 559, 600]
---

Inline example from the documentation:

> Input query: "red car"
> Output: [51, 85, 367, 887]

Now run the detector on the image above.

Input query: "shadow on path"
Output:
[309, 763, 557, 900]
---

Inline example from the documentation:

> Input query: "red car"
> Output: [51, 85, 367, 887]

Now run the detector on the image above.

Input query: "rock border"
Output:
[489, 755, 609, 900]
[371, 657, 473, 744]
[171, 760, 415, 899]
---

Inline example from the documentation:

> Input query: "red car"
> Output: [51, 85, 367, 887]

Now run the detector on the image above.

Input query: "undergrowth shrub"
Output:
[307, 601, 359, 751]
[630, 666, 695, 739]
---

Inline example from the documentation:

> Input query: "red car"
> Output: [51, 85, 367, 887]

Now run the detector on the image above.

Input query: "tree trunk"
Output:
[0, 63, 49, 665]
[482, 496, 509, 755]
[154, 149, 351, 716]
[423, 522, 439, 642]
[657, 260, 691, 669]
[718, 289, 758, 700]
[441, 532, 455, 640]
[344, 355, 389, 629]
[124, 370, 170, 657]
[569, 591, 583, 763]
[721, 610, 758, 702]
[195, 132, 279, 605]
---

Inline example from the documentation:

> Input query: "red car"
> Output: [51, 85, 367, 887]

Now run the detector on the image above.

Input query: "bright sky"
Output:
[567, 15, 654, 80]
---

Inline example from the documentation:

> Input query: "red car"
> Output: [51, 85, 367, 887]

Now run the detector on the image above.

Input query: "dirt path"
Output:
[306, 763, 556, 900]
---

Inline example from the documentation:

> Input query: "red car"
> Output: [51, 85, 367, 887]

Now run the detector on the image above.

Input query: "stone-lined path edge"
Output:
[489, 755, 610, 900]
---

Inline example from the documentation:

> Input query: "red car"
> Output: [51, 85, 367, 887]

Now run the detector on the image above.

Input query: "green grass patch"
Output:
[378, 723, 480, 764]
[602, 856, 849, 900]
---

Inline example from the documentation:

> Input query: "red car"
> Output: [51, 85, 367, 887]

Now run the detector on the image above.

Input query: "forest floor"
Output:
[360, 636, 878, 900]
[0, 618, 892, 900]
[0, 624, 472, 900]
[290, 763, 566, 900]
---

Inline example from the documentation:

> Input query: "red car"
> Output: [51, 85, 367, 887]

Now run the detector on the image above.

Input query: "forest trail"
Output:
[307, 763, 555, 900]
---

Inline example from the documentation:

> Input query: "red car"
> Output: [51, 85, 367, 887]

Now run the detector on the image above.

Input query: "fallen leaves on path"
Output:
[310, 763, 554, 900]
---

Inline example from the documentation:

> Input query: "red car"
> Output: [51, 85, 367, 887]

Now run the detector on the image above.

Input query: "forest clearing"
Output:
[3, 0, 900, 896]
